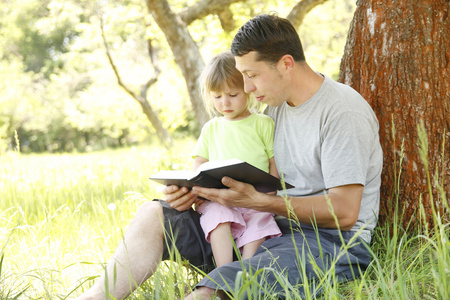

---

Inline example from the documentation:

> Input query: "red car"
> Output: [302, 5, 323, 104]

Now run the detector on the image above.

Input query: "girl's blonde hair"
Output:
[199, 51, 258, 117]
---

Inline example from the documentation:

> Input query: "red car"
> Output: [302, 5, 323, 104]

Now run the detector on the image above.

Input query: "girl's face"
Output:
[210, 86, 250, 120]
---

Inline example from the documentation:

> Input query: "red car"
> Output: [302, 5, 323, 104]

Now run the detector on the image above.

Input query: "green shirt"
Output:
[193, 113, 275, 172]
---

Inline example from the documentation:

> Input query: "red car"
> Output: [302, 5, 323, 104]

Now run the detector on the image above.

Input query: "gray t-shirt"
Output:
[266, 75, 383, 242]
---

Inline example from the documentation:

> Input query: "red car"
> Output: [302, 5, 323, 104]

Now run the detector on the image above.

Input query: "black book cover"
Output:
[150, 159, 294, 193]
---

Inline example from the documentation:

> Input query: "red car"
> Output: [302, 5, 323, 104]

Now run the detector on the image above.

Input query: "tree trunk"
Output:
[146, 0, 209, 128]
[339, 0, 450, 228]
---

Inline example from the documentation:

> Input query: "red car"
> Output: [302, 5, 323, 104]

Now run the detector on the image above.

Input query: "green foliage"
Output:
[0, 0, 82, 76]
[0, 0, 356, 153]
[0, 0, 166, 153]
[0, 58, 38, 152]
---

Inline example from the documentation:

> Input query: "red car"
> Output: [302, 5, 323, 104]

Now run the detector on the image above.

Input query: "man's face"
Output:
[234, 51, 288, 107]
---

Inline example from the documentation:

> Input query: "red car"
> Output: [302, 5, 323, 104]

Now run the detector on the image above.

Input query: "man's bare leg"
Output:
[74, 201, 165, 300]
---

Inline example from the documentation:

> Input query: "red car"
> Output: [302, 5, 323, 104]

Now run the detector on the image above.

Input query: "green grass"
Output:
[0, 140, 200, 299]
[0, 134, 448, 299]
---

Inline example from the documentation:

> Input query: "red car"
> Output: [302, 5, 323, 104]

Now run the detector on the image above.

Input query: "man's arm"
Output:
[192, 177, 363, 231]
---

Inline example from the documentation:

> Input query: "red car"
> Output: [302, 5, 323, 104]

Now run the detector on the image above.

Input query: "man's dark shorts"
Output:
[156, 199, 371, 298]
[158, 200, 215, 271]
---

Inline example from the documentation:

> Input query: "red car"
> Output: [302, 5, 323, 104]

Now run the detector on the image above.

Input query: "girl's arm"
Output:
[268, 157, 279, 178]
[268, 157, 279, 195]
[193, 156, 209, 171]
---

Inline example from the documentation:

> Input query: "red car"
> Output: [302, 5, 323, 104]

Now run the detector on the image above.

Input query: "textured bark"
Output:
[339, 0, 450, 228]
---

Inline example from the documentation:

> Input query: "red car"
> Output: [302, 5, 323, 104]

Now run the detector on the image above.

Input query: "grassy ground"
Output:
[0, 138, 448, 299]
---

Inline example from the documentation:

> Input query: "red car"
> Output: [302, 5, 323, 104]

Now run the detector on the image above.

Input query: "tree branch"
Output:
[140, 39, 161, 99]
[100, 14, 173, 148]
[217, 6, 235, 32]
[287, 0, 330, 29]
[100, 15, 140, 102]
[178, 0, 242, 28]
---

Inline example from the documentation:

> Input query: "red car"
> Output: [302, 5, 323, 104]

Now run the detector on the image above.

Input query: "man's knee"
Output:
[133, 201, 165, 233]
[137, 200, 163, 218]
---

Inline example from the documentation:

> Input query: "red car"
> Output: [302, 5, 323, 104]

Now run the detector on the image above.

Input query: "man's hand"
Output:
[163, 185, 199, 211]
[192, 177, 264, 210]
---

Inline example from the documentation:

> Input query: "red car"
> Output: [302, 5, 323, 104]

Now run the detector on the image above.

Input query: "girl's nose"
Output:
[222, 97, 231, 106]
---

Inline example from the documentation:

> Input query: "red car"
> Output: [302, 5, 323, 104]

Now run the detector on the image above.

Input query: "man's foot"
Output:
[184, 287, 228, 300]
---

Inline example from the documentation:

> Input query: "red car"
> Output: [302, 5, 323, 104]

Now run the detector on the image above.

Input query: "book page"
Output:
[151, 170, 195, 180]
[196, 158, 243, 172]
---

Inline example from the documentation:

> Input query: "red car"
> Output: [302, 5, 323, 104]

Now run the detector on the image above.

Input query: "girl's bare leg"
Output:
[74, 201, 165, 300]
[241, 238, 265, 260]
[209, 222, 233, 267]
[185, 224, 234, 300]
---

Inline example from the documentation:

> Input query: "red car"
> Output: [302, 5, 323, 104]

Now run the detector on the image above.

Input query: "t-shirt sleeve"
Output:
[258, 115, 275, 159]
[321, 111, 374, 189]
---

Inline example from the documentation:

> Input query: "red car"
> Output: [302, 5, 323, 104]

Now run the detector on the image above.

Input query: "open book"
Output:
[150, 159, 294, 193]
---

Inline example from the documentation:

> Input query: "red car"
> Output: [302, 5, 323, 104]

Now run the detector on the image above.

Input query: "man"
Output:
[76, 13, 382, 300]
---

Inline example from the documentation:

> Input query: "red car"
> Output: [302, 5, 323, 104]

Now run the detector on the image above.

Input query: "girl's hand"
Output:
[193, 198, 206, 211]
[163, 185, 198, 211]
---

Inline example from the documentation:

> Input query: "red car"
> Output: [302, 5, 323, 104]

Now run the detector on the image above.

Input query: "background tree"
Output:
[339, 0, 449, 228]
[0, 0, 155, 152]
[145, 0, 331, 128]
[100, 16, 174, 149]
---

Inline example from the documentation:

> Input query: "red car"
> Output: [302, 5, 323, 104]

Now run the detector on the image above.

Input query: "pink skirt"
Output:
[197, 201, 282, 249]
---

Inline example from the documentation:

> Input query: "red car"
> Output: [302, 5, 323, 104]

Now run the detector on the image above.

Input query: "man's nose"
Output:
[243, 77, 256, 93]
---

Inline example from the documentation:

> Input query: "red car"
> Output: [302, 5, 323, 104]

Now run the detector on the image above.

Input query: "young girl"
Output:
[193, 51, 281, 267]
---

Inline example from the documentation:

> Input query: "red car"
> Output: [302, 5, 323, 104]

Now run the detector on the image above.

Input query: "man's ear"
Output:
[279, 54, 295, 71]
